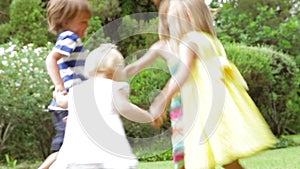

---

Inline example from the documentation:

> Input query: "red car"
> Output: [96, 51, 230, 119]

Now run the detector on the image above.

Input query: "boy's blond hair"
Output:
[84, 44, 124, 79]
[47, 0, 92, 35]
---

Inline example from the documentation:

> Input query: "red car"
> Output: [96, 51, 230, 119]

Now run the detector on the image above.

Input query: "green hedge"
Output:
[225, 44, 300, 136]
[0, 41, 54, 161]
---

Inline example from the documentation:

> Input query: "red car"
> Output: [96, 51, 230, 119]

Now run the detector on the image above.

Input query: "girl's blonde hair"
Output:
[158, 0, 170, 40]
[184, 0, 216, 36]
[47, 0, 92, 35]
[84, 44, 124, 79]
[167, 0, 216, 42]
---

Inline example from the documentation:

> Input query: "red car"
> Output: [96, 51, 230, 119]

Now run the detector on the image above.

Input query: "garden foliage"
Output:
[225, 44, 299, 136]
[216, 2, 300, 64]
[0, 41, 54, 161]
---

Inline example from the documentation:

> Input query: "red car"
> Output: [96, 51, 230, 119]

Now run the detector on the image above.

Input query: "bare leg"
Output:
[223, 160, 244, 169]
[38, 152, 58, 169]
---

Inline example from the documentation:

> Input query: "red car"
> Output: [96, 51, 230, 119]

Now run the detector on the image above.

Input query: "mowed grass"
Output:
[139, 146, 300, 169]
[3, 135, 300, 169]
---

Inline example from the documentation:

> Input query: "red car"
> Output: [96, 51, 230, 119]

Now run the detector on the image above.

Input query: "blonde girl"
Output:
[150, 0, 277, 168]
[124, 0, 186, 168]
[50, 44, 153, 169]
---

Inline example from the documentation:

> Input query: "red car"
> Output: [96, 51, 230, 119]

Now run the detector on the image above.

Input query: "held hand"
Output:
[150, 92, 169, 128]
[53, 90, 67, 100]
[55, 84, 67, 93]
[151, 112, 167, 128]
[53, 85, 67, 100]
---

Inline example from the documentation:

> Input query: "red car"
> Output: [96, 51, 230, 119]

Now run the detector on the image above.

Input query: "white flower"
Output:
[34, 48, 42, 56]
[2, 61, 8, 66]
[9, 51, 17, 58]
[33, 93, 41, 97]
[0, 47, 4, 56]
[15, 82, 21, 87]
[5, 45, 16, 53]
[21, 58, 29, 63]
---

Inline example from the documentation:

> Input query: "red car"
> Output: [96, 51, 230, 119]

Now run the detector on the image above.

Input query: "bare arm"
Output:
[124, 41, 165, 78]
[45, 51, 66, 92]
[150, 41, 196, 121]
[113, 84, 153, 123]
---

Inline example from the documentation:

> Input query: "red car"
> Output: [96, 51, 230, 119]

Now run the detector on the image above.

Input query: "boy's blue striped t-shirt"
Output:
[48, 30, 88, 110]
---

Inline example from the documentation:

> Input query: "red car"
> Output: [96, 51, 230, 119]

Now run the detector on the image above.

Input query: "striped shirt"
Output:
[48, 30, 88, 110]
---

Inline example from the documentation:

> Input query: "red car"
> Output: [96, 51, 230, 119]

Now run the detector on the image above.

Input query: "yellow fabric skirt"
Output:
[181, 58, 277, 169]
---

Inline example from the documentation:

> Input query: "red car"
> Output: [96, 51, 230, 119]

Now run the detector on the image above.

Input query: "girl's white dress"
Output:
[50, 78, 138, 169]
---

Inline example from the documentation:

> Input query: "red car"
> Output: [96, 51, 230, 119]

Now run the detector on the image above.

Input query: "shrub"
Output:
[0, 41, 54, 161]
[8, 0, 52, 46]
[117, 15, 159, 58]
[0, 23, 11, 44]
[216, 3, 300, 64]
[84, 16, 111, 50]
[225, 44, 299, 136]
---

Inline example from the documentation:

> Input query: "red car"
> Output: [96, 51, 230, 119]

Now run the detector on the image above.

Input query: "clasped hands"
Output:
[149, 92, 170, 128]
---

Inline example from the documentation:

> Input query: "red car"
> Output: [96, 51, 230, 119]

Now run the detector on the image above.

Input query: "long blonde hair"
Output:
[184, 0, 216, 36]
[47, 0, 92, 35]
[167, 0, 216, 43]
[158, 0, 171, 40]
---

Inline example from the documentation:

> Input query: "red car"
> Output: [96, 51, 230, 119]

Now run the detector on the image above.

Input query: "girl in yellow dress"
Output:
[149, 0, 278, 168]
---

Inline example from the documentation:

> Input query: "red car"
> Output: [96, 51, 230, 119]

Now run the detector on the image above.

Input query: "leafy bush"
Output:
[274, 136, 298, 149]
[0, 23, 11, 44]
[117, 15, 159, 58]
[84, 16, 111, 50]
[225, 44, 299, 136]
[216, 3, 300, 64]
[0, 41, 54, 161]
[8, 0, 52, 46]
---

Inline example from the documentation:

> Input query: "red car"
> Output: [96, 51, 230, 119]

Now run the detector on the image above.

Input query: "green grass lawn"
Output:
[2, 135, 300, 169]
[139, 146, 300, 169]
[2, 146, 300, 169]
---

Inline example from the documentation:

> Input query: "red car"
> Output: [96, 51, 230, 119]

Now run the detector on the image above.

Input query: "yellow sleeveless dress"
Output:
[180, 31, 277, 169]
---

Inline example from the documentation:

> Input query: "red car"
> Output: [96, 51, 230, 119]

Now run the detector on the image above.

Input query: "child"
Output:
[124, 0, 185, 168]
[50, 44, 153, 169]
[149, 0, 278, 169]
[39, 0, 92, 169]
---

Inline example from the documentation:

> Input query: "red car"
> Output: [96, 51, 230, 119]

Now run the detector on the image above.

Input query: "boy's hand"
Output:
[53, 85, 67, 100]
[55, 84, 67, 93]
[53, 90, 67, 100]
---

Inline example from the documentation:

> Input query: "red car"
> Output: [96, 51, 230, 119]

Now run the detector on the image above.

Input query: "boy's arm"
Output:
[46, 51, 66, 92]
